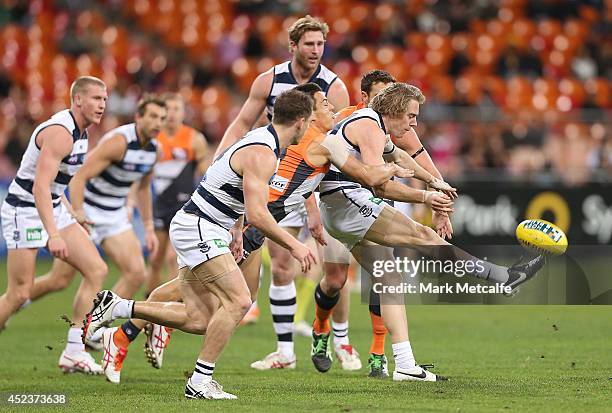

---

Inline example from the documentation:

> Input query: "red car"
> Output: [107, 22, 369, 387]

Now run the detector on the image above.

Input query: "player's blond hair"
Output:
[160, 92, 184, 103]
[69, 76, 106, 102]
[369, 83, 426, 117]
[288, 15, 329, 47]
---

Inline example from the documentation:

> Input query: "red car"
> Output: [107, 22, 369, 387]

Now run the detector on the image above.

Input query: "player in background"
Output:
[310, 83, 544, 381]
[25, 96, 165, 353]
[83, 90, 319, 400]
[332, 70, 453, 377]
[0, 77, 109, 374]
[147, 92, 209, 296]
[213, 15, 350, 329]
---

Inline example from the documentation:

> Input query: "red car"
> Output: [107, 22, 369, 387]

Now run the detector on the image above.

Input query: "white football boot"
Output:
[58, 350, 103, 375]
[393, 364, 448, 382]
[144, 323, 171, 369]
[82, 290, 124, 344]
[184, 377, 237, 400]
[102, 327, 128, 384]
[335, 344, 362, 371]
[250, 351, 296, 370]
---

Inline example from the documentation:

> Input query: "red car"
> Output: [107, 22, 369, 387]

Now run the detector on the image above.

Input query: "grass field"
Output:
[1, 258, 611, 412]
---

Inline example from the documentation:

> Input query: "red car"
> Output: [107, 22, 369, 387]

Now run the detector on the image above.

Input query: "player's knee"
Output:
[85, 261, 108, 284]
[186, 318, 208, 335]
[271, 261, 294, 283]
[324, 269, 347, 293]
[10, 287, 31, 307]
[231, 294, 252, 320]
[125, 268, 146, 287]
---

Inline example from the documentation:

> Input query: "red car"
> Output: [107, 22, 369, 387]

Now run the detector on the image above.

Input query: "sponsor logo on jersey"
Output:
[269, 176, 288, 192]
[26, 228, 43, 241]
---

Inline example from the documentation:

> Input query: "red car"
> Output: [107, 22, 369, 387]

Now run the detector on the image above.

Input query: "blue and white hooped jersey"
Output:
[183, 124, 280, 231]
[84, 123, 158, 211]
[5, 109, 88, 209]
[265, 61, 338, 121]
[319, 108, 395, 195]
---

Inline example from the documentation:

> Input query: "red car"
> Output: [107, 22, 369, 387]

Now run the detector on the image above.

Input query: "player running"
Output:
[0, 76, 109, 374]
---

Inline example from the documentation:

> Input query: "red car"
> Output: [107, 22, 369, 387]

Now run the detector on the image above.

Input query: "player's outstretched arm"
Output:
[33, 126, 76, 258]
[214, 70, 273, 157]
[68, 134, 127, 222]
[239, 146, 316, 272]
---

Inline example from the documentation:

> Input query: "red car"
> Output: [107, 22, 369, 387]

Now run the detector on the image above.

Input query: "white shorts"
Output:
[278, 204, 307, 228]
[1, 200, 76, 249]
[319, 188, 386, 251]
[84, 203, 132, 245]
[170, 209, 231, 270]
[393, 201, 413, 218]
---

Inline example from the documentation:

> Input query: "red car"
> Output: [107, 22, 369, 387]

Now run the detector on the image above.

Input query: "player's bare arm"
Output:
[236, 146, 316, 272]
[304, 194, 326, 246]
[214, 70, 273, 156]
[193, 131, 210, 175]
[33, 126, 76, 258]
[395, 128, 455, 239]
[68, 134, 127, 222]
[136, 170, 158, 255]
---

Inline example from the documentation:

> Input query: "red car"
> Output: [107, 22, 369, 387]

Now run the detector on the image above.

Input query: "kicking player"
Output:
[215, 15, 350, 327]
[83, 89, 319, 400]
[333, 69, 454, 377]
[80, 85, 410, 387]
[310, 82, 545, 381]
[25, 96, 165, 334]
[148, 92, 209, 295]
[0, 76, 108, 374]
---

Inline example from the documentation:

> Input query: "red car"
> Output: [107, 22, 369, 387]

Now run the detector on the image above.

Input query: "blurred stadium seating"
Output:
[0, 0, 610, 184]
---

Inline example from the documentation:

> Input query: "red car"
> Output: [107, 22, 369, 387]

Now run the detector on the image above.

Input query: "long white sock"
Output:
[270, 282, 296, 358]
[191, 359, 214, 384]
[392, 341, 416, 370]
[332, 321, 349, 347]
[65, 328, 85, 354]
[111, 299, 134, 319]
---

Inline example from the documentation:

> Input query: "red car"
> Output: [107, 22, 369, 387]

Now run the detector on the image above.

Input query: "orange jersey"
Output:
[153, 124, 198, 207]
[334, 102, 365, 123]
[157, 124, 196, 162]
[267, 126, 329, 220]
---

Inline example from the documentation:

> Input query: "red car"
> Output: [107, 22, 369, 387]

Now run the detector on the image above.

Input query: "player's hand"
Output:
[290, 242, 317, 273]
[229, 226, 244, 262]
[74, 211, 93, 234]
[307, 211, 327, 246]
[424, 191, 454, 213]
[432, 210, 454, 240]
[47, 235, 69, 260]
[389, 162, 414, 179]
[428, 177, 458, 199]
[145, 229, 159, 256]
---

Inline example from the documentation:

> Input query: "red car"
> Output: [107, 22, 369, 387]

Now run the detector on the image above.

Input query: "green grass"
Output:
[0, 259, 611, 412]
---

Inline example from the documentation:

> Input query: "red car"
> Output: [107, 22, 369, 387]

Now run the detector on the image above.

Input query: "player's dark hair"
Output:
[361, 70, 397, 94]
[293, 83, 322, 109]
[272, 89, 313, 126]
[136, 94, 167, 116]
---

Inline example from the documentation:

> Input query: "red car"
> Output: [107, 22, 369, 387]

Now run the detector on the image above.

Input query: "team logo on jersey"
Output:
[359, 205, 373, 218]
[13, 230, 20, 242]
[26, 228, 43, 242]
[269, 176, 289, 193]
[198, 241, 211, 253]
